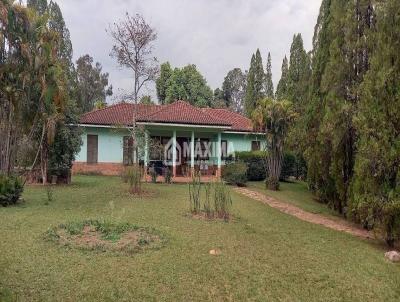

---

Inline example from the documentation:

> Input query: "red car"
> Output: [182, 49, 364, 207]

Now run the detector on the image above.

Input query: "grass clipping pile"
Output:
[45, 220, 164, 255]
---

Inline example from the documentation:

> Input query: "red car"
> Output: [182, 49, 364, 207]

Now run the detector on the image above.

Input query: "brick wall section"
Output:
[72, 162, 124, 176]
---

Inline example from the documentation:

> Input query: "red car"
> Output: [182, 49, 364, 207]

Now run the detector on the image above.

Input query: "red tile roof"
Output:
[201, 108, 253, 132]
[80, 100, 254, 132]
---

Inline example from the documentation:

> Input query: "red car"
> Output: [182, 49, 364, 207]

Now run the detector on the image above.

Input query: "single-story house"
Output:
[73, 100, 265, 178]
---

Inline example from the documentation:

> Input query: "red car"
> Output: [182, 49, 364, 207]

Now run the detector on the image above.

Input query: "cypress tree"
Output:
[351, 0, 400, 246]
[265, 52, 274, 99]
[303, 0, 374, 213]
[287, 34, 311, 112]
[276, 56, 289, 100]
[245, 49, 265, 116]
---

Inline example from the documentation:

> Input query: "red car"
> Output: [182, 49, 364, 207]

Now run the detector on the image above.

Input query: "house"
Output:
[73, 100, 265, 178]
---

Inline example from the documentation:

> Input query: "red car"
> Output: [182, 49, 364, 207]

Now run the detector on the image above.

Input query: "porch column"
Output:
[144, 130, 149, 179]
[172, 130, 177, 177]
[191, 130, 195, 176]
[217, 132, 222, 178]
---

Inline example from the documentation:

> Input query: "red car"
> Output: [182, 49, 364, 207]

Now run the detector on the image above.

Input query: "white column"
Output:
[191, 131, 195, 169]
[217, 132, 222, 177]
[172, 130, 177, 177]
[144, 131, 149, 167]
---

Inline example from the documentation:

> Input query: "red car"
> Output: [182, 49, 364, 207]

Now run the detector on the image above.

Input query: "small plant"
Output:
[45, 185, 54, 205]
[124, 165, 143, 194]
[164, 167, 172, 184]
[222, 161, 248, 186]
[213, 181, 232, 220]
[150, 168, 157, 183]
[188, 171, 201, 214]
[203, 182, 213, 218]
[0, 175, 24, 207]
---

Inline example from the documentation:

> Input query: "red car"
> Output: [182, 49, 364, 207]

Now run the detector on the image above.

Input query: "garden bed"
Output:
[45, 220, 165, 254]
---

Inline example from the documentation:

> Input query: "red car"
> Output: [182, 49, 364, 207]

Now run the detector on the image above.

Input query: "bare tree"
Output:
[108, 13, 159, 170]
[108, 13, 158, 103]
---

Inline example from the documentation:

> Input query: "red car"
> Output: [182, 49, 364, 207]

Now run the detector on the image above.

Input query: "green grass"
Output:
[0, 176, 399, 301]
[248, 180, 342, 218]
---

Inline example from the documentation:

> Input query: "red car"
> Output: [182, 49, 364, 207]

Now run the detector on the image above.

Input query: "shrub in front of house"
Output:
[0, 175, 24, 207]
[222, 161, 248, 186]
[235, 151, 266, 181]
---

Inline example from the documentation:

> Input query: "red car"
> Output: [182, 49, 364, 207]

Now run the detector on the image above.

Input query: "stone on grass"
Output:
[385, 251, 400, 263]
[209, 249, 221, 256]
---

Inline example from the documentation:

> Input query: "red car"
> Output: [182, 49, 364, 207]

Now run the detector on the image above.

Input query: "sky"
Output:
[56, 0, 322, 103]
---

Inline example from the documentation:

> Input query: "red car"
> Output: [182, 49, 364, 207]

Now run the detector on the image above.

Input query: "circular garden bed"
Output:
[45, 220, 165, 255]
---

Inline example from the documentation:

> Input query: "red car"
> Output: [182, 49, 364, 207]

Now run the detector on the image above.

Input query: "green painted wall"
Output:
[75, 126, 266, 164]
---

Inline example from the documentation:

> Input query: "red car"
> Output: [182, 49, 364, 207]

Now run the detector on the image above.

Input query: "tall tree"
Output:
[161, 64, 213, 107]
[245, 49, 265, 116]
[108, 13, 158, 103]
[264, 52, 274, 98]
[287, 34, 311, 112]
[76, 54, 112, 113]
[222, 68, 246, 113]
[351, 0, 400, 246]
[252, 99, 296, 191]
[304, 0, 374, 213]
[276, 56, 289, 100]
[156, 62, 173, 104]
[108, 13, 158, 167]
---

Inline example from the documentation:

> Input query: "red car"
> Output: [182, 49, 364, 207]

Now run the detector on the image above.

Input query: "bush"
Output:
[222, 161, 248, 186]
[235, 151, 266, 181]
[123, 165, 143, 194]
[188, 172, 202, 213]
[281, 153, 296, 181]
[213, 181, 232, 220]
[0, 175, 24, 207]
[235, 151, 307, 182]
[164, 167, 172, 184]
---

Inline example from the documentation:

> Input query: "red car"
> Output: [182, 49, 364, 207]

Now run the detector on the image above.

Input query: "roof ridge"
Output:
[80, 102, 133, 117]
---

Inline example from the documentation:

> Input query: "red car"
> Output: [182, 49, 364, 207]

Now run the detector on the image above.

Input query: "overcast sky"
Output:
[56, 0, 321, 103]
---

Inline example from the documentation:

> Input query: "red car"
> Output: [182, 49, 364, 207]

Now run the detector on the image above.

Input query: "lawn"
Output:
[0, 176, 399, 301]
[248, 181, 342, 218]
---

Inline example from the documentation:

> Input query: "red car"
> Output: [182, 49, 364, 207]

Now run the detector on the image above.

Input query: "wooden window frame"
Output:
[87, 134, 98, 164]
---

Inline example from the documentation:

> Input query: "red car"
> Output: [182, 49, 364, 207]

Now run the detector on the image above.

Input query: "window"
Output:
[87, 135, 98, 164]
[123, 136, 134, 165]
[251, 141, 261, 151]
[221, 140, 228, 159]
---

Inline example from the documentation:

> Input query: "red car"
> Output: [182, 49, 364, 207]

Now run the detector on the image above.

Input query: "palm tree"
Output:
[252, 98, 296, 190]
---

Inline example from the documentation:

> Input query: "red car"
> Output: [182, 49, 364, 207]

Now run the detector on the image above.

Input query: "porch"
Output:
[142, 125, 227, 179]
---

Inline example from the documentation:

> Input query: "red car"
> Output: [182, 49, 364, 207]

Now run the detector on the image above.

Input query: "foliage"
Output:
[252, 99, 296, 190]
[0, 175, 24, 207]
[211, 88, 226, 108]
[164, 167, 172, 184]
[156, 62, 173, 104]
[222, 68, 247, 113]
[139, 95, 154, 105]
[188, 172, 202, 214]
[222, 161, 248, 186]
[124, 165, 143, 194]
[149, 168, 157, 183]
[45, 185, 54, 205]
[264, 52, 274, 99]
[213, 181, 232, 220]
[235, 151, 266, 181]
[76, 54, 112, 113]
[348, 0, 400, 246]
[156, 63, 213, 107]
[244, 49, 265, 116]
[276, 56, 289, 100]
[280, 153, 296, 181]
[48, 100, 82, 174]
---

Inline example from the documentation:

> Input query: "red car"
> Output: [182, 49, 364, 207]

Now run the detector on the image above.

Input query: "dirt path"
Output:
[234, 187, 372, 239]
